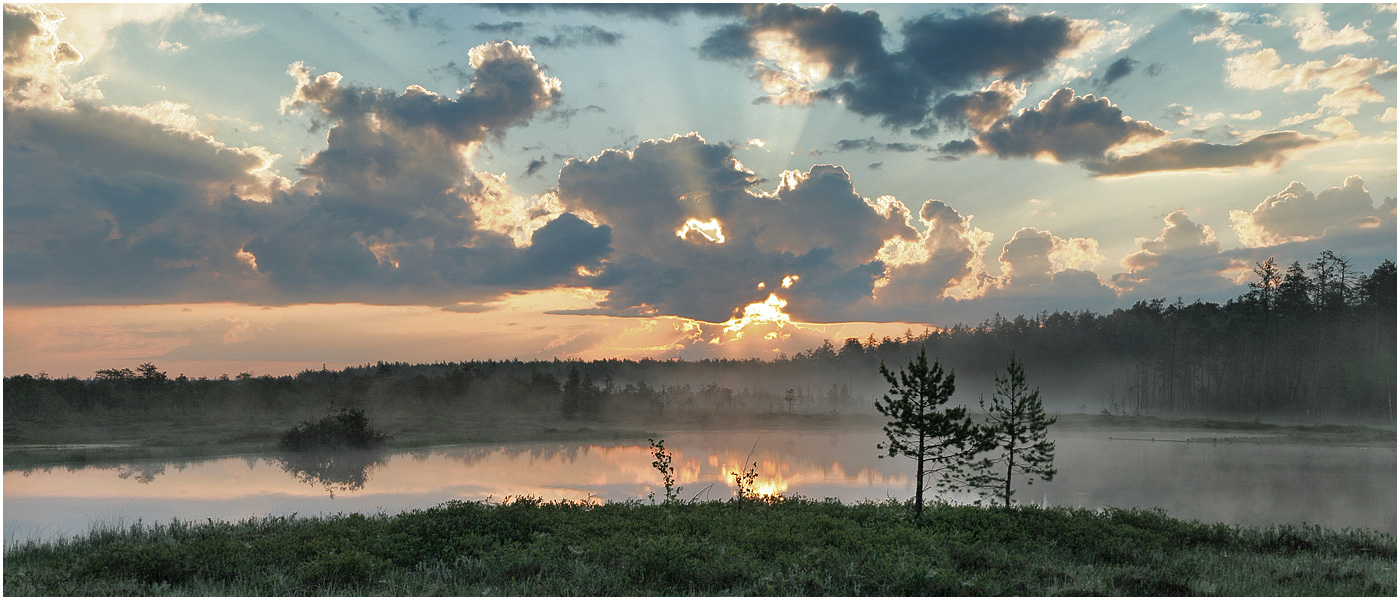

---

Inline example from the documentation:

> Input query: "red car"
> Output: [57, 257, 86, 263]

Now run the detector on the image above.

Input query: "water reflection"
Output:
[3, 429, 1394, 545]
[273, 450, 388, 497]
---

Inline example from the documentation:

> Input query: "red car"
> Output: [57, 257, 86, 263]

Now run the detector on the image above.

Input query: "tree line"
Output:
[5, 251, 1392, 423]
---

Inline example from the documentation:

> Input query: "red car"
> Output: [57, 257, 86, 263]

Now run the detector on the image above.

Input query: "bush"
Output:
[278, 408, 387, 451]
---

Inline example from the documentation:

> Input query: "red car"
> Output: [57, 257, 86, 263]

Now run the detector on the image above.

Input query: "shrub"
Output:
[278, 408, 387, 452]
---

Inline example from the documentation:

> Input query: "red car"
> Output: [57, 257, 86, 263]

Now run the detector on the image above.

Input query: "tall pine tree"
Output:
[969, 354, 1057, 509]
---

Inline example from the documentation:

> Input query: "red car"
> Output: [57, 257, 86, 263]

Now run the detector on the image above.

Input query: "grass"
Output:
[3, 497, 1393, 596]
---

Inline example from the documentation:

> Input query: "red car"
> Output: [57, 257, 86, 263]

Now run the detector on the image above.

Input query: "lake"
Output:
[4, 427, 1394, 545]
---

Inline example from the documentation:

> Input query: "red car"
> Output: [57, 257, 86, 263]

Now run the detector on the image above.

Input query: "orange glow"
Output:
[722, 293, 792, 337]
[676, 218, 726, 244]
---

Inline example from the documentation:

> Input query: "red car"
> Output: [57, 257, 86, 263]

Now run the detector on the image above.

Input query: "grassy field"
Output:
[4, 497, 1393, 596]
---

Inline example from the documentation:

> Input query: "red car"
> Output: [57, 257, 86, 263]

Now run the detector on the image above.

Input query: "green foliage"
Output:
[873, 347, 988, 517]
[647, 438, 680, 504]
[278, 408, 387, 452]
[968, 354, 1058, 508]
[4, 500, 1393, 596]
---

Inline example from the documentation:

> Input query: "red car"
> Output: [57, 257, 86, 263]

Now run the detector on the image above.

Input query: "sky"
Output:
[3, 2, 1396, 378]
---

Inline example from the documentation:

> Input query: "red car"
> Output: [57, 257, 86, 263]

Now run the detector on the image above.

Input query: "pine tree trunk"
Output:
[1004, 447, 1015, 509]
[915, 430, 926, 519]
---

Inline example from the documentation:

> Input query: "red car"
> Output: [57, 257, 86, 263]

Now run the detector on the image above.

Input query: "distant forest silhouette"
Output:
[6, 253, 1395, 421]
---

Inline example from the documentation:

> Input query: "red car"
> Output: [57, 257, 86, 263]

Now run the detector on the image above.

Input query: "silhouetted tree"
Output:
[874, 347, 987, 519]
[969, 354, 1057, 509]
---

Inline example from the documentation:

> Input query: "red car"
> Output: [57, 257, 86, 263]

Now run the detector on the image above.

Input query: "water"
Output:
[4, 428, 1394, 545]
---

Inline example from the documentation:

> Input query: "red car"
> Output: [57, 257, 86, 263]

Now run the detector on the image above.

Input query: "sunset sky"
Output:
[4, 3, 1396, 378]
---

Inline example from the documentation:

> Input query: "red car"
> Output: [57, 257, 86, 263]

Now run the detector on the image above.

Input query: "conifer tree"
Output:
[970, 354, 1057, 509]
[874, 347, 987, 519]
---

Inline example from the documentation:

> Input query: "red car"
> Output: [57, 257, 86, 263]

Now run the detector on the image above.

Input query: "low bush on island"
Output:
[278, 408, 387, 452]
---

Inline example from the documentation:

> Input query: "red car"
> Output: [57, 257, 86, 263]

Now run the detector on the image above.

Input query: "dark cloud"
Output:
[867, 162, 883, 170]
[978, 88, 1168, 162]
[937, 138, 979, 155]
[932, 80, 1023, 131]
[523, 157, 548, 177]
[1084, 131, 1321, 177]
[1102, 56, 1136, 85]
[372, 4, 448, 33]
[471, 21, 526, 34]
[555, 133, 918, 322]
[698, 5, 1091, 132]
[530, 25, 623, 48]
[831, 137, 931, 153]
[5, 36, 613, 307]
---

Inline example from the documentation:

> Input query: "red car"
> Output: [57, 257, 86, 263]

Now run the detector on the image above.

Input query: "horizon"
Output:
[4, 3, 1396, 379]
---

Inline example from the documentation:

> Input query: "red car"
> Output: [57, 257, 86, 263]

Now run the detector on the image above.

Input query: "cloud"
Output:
[1112, 210, 1238, 299]
[523, 157, 548, 177]
[4, 4, 84, 107]
[875, 200, 994, 303]
[1226, 49, 1394, 93]
[1229, 176, 1390, 247]
[554, 133, 920, 322]
[977, 88, 1168, 162]
[472, 21, 526, 34]
[1102, 56, 1137, 85]
[997, 227, 1104, 286]
[1185, 6, 1262, 51]
[1085, 130, 1322, 176]
[372, 4, 449, 33]
[932, 79, 1026, 132]
[156, 40, 187, 53]
[5, 31, 614, 307]
[828, 137, 931, 153]
[698, 5, 1094, 132]
[530, 25, 624, 48]
[487, 3, 744, 24]
[1293, 12, 1374, 51]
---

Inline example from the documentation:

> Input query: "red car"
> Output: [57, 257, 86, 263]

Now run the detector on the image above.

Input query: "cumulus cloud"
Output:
[977, 88, 1168, 162]
[698, 5, 1094, 132]
[5, 26, 612, 307]
[1229, 176, 1390, 247]
[1293, 12, 1374, 51]
[875, 200, 994, 303]
[932, 79, 1026, 132]
[997, 227, 1104, 286]
[1085, 130, 1322, 176]
[1112, 210, 1238, 298]
[3, 4, 84, 107]
[554, 133, 919, 322]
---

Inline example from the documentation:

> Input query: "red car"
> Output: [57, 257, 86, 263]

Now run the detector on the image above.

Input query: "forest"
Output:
[5, 252, 1395, 423]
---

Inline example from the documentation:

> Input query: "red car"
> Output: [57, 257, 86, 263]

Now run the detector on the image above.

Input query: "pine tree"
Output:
[874, 346, 987, 519]
[969, 354, 1057, 509]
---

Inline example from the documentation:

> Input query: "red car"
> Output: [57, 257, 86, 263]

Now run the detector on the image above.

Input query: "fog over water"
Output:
[4, 427, 1394, 545]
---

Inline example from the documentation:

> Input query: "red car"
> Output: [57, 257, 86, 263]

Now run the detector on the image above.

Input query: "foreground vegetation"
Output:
[4, 498, 1393, 596]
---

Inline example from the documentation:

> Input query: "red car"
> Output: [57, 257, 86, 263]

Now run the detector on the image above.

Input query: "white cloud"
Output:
[1293, 12, 1374, 51]
[1226, 49, 1394, 93]
[157, 40, 188, 53]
